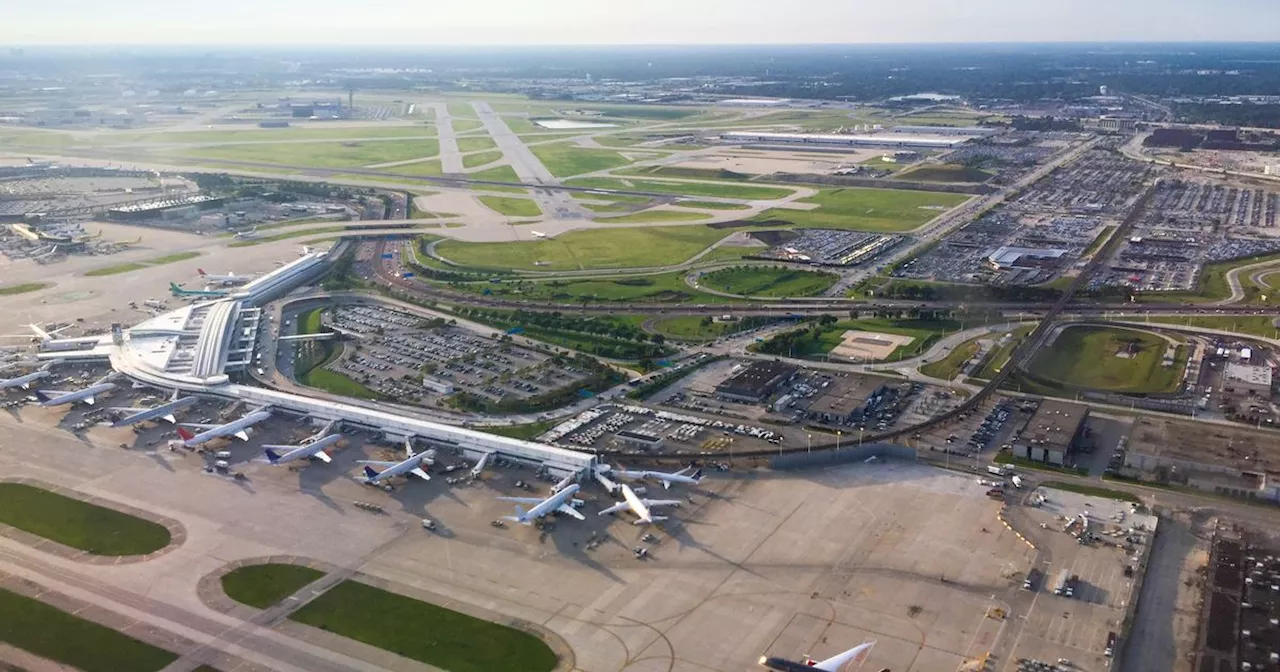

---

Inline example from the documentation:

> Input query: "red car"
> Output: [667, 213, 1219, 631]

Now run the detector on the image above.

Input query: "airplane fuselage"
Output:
[110, 396, 197, 427]
[515, 483, 580, 524]
[181, 410, 271, 447]
[267, 434, 341, 464]
[0, 370, 50, 390]
[38, 382, 116, 407]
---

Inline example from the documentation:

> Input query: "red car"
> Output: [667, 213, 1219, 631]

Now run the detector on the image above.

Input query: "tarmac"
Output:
[0, 403, 1040, 672]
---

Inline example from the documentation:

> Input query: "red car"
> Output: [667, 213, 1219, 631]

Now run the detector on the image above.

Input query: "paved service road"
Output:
[432, 102, 464, 174]
[470, 101, 585, 221]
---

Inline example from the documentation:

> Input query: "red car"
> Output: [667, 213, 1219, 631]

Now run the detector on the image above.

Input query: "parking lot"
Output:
[754, 228, 904, 267]
[544, 402, 785, 456]
[319, 303, 591, 408]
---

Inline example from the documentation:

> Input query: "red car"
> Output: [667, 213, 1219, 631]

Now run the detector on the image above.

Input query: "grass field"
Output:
[221, 563, 325, 609]
[1041, 481, 1141, 503]
[0, 282, 52, 295]
[456, 136, 497, 153]
[530, 142, 633, 177]
[435, 225, 731, 271]
[148, 251, 201, 264]
[384, 159, 443, 176]
[479, 420, 555, 441]
[467, 165, 525, 193]
[105, 125, 435, 145]
[289, 580, 557, 672]
[447, 102, 478, 119]
[594, 209, 711, 223]
[1026, 325, 1183, 394]
[567, 176, 794, 200]
[0, 483, 170, 555]
[895, 164, 993, 183]
[302, 359, 380, 399]
[919, 338, 981, 380]
[699, 266, 837, 297]
[753, 187, 968, 232]
[462, 150, 504, 168]
[84, 262, 149, 276]
[0, 587, 178, 672]
[451, 118, 485, 133]
[651, 316, 732, 340]
[478, 195, 541, 217]
[178, 139, 440, 168]
[973, 324, 1036, 379]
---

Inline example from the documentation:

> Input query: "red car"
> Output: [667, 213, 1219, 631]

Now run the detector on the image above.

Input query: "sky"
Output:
[4, 0, 1280, 45]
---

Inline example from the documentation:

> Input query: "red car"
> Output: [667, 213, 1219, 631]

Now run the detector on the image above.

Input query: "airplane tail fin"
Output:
[33, 390, 50, 402]
[176, 427, 195, 441]
[197, 268, 207, 276]
[362, 465, 380, 479]
[264, 448, 282, 464]
[690, 468, 704, 482]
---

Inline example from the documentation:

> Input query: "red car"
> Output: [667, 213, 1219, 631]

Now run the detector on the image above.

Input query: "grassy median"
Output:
[221, 563, 325, 609]
[0, 483, 170, 556]
[291, 580, 557, 672]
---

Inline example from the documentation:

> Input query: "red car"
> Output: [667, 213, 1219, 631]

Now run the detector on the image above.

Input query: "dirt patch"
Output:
[830, 330, 916, 361]
[749, 230, 799, 247]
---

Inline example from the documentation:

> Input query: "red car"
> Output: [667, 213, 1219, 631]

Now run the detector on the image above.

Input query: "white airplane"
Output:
[598, 483, 682, 525]
[602, 465, 703, 490]
[531, 231, 547, 238]
[359, 438, 433, 485]
[197, 268, 255, 286]
[498, 483, 583, 525]
[1, 323, 70, 346]
[758, 640, 876, 672]
[34, 373, 117, 407]
[0, 362, 57, 390]
[470, 451, 494, 479]
[176, 408, 271, 448]
[108, 395, 197, 427]
[232, 227, 258, 240]
[264, 433, 341, 465]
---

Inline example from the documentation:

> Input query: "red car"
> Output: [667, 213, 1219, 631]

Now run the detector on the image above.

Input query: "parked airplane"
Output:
[498, 483, 583, 525]
[531, 231, 547, 238]
[602, 465, 703, 490]
[233, 227, 258, 240]
[758, 640, 876, 672]
[175, 408, 271, 448]
[109, 395, 197, 427]
[598, 484, 681, 525]
[35, 381, 117, 407]
[0, 362, 57, 390]
[169, 282, 228, 298]
[359, 439, 433, 485]
[197, 269, 255, 286]
[265, 433, 341, 465]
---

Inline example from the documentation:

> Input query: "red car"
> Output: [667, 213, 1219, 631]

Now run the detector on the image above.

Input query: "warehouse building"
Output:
[1121, 417, 1280, 502]
[1222, 362, 1273, 400]
[715, 361, 797, 403]
[985, 246, 1069, 271]
[1012, 400, 1089, 466]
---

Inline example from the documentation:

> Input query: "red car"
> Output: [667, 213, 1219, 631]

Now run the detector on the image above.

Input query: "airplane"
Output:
[108, 395, 197, 427]
[175, 408, 271, 448]
[197, 269, 255, 286]
[34, 380, 118, 407]
[264, 433, 341, 466]
[233, 227, 258, 240]
[598, 483, 682, 525]
[143, 299, 167, 310]
[602, 464, 703, 490]
[758, 640, 876, 672]
[169, 282, 228, 298]
[0, 362, 57, 390]
[358, 438, 433, 485]
[497, 483, 583, 525]
[531, 231, 547, 239]
[470, 451, 494, 479]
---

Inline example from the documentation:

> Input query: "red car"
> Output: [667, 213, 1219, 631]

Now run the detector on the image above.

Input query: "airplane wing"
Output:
[812, 642, 875, 672]
[356, 460, 399, 467]
[233, 430, 250, 441]
[39, 390, 72, 396]
[556, 504, 586, 520]
[599, 501, 630, 515]
[408, 468, 429, 480]
[181, 423, 221, 430]
[84, 396, 96, 405]
[643, 499, 683, 508]
[496, 497, 546, 504]
[108, 407, 148, 414]
[314, 451, 332, 463]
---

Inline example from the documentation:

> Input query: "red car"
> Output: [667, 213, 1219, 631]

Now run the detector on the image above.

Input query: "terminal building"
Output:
[33, 245, 596, 479]
[985, 246, 1069, 271]
[1011, 400, 1089, 466]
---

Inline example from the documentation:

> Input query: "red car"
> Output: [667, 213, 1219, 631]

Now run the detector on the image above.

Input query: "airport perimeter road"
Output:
[469, 101, 585, 221]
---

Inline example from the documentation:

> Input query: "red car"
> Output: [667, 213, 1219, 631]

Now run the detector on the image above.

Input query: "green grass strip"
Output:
[221, 563, 325, 609]
[0, 483, 170, 555]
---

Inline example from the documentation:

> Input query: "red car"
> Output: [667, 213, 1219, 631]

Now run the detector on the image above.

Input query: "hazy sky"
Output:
[5, 0, 1279, 45]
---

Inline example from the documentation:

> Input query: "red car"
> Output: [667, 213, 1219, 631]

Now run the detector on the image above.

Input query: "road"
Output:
[1216, 254, 1280, 305]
